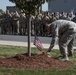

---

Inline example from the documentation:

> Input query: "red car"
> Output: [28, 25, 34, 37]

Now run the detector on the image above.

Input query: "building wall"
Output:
[48, 0, 76, 13]
[6, 6, 20, 13]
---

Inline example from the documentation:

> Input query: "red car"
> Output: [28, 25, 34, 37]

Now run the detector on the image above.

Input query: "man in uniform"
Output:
[46, 20, 76, 61]
[19, 13, 26, 35]
[72, 13, 76, 23]
[0, 12, 2, 34]
[2, 10, 12, 34]
[12, 11, 20, 35]
[34, 14, 42, 36]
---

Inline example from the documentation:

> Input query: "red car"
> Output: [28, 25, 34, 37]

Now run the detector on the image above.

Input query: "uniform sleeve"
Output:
[48, 24, 58, 51]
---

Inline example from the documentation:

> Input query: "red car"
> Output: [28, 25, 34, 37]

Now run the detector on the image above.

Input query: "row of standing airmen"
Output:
[0, 10, 76, 36]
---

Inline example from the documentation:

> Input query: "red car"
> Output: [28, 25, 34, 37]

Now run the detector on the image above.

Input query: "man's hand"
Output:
[46, 52, 51, 57]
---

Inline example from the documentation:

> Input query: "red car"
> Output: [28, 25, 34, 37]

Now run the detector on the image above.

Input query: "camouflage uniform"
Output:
[0, 13, 5, 34]
[66, 13, 72, 21]
[0, 12, 2, 34]
[12, 11, 20, 35]
[59, 12, 66, 20]
[34, 15, 42, 36]
[72, 13, 76, 23]
[50, 14, 57, 23]
[19, 13, 26, 35]
[1, 10, 12, 34]
[31, 15, 35, 35]
[47, 20, 76, 60]
[42, 14, 50, 36]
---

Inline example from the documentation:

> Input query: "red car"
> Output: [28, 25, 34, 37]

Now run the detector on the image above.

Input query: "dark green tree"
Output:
[46, 0, 48, 2]
[9, 0, 46, 56]
[46, 0, 54, 2]
[9, 0, 46, 15]
[0, 9, 3, 13]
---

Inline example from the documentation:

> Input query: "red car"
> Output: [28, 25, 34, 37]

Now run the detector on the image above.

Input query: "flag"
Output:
[33, 36, 43, 51]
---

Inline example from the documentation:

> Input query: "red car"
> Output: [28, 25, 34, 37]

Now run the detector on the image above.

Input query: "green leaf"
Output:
[9, 0, 45, 15]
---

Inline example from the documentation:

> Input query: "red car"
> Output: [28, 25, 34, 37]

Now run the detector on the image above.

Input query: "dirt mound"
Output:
[0, 53, 72, 69]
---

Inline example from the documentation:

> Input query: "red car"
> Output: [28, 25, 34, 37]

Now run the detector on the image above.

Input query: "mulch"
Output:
[0, 52, 72, 69]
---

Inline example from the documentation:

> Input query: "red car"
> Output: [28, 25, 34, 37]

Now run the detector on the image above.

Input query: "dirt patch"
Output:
[0, 52, 72, 69]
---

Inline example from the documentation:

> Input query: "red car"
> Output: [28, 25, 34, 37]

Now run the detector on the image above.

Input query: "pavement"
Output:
[0, 35, 76, 50]
[0, 35, 59, 49]
[0, 40, 59, 49]
[0, 40, 76, 50]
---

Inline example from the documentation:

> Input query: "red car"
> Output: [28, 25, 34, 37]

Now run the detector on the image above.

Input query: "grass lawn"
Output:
[0, 45, 76, 75]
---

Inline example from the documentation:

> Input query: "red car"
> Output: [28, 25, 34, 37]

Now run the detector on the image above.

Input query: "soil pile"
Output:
[0, 53, 72, 69]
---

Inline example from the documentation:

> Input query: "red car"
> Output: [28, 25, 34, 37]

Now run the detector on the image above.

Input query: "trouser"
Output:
[58, 29, 76, 57]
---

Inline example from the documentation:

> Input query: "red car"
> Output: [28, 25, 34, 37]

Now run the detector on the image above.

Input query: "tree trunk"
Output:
[40, 5, 42, 13]
[27, 15, 31, 56]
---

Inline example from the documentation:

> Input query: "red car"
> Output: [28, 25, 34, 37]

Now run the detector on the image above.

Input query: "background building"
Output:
[48, 0, 76, 13]
[6, 6, 20, 13]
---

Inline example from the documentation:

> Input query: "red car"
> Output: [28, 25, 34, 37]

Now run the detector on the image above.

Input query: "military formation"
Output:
[0, 10, 76, 36]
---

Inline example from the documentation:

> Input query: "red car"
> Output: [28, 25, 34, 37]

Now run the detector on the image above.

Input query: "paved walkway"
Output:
[0, 40, 76, 50]
[0, 40, 59, 49]
[0, 35, 76, 50]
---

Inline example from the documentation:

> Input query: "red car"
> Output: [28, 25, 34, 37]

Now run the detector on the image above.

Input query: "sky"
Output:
[0, 0, 48, 12]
